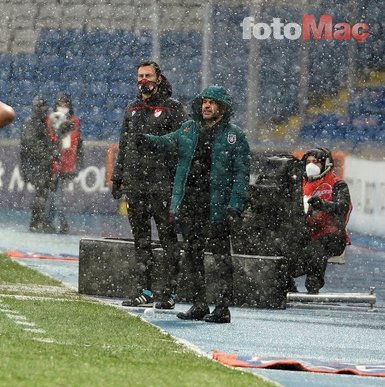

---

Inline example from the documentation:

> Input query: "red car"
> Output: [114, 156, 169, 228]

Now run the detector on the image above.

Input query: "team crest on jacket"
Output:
[227, 134, 236, 144]
[154, 108, 162, 117]
[131, 110, 136, 116]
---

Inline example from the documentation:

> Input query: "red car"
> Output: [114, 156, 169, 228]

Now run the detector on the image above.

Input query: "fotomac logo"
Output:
[241, 14, 369, 42]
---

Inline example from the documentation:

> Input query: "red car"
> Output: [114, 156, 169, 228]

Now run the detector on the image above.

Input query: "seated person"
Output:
[287, 147, 352, 294]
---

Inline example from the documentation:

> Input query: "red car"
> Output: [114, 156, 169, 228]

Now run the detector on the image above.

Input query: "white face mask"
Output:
[57, 106, 69, 115]
[306, 162, 321, 178]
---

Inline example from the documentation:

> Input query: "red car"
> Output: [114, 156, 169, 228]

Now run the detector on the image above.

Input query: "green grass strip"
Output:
[0, 254, 274, 387]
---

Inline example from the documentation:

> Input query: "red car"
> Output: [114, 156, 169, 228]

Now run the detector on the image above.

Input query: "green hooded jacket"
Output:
[146, 85, 250, 223]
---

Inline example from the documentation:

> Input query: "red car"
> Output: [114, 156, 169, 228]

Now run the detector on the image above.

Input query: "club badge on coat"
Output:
[154, 108, 162, 117]
[227, 134, 236, 144]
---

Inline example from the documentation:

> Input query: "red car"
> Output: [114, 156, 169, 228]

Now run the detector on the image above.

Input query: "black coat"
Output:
[113, 77, 187, 198]
[20, 109, 54, 186]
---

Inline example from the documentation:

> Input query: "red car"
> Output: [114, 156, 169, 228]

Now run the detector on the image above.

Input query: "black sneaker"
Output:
[177, 304, 210, 320]
[306, 276, 322, 295]
[155, 294, 176, 310]
[203, 306, 231, 323]
[30, 221, 55, 233]
[286, 277, 298, 293]
[58, 219, 69, 234]
[122, 289, 154, 307]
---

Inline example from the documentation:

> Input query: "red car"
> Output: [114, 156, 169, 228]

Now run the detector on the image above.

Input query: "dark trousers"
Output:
[127, 192, 179, 296]
[288, 234, 346, 292]
[30, 182, 51, 228]
[179, 209, 233, 306]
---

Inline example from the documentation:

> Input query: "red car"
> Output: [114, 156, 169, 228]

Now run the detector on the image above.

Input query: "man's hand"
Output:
[226, 208, 240, 225]
[168, 213, 176, 224]
[307, 196, 323, 210]
[111, 182, 122, 200]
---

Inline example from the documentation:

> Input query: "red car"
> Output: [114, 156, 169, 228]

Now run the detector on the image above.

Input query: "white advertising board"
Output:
[344, 156, 385, 237]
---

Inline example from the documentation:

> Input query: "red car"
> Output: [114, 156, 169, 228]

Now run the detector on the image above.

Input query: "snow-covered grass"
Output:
[0, 254, 273, 387]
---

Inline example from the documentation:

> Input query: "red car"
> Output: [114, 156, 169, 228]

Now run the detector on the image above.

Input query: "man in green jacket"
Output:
[140, 85, 250, 323]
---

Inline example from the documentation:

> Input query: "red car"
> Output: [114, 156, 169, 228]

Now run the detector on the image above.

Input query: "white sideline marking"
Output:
[13, 320, 37, 327]
[0, 308, 18, 314]
[24, 328, 46, 334]
[0, 284, 70, 293]
[0, 294, 81, 302]
[33, 337, 57, 344]
[0, 287, 75, 343]
[1, 305, 47, 336]
[5, 311, 27, 324]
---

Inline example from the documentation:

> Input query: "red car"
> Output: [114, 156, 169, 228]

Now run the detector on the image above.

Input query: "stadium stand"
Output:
[0, 0, 383, 144]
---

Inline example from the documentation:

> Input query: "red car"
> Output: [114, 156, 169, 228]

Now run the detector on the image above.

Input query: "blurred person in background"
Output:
[112, 60, 187, 309]
[0, 101, 15, 128]
[46, 92, 82, 234]
[287, 147, 352, 294]
[138, 85, 250, 323]
[20, 97, 55, 232]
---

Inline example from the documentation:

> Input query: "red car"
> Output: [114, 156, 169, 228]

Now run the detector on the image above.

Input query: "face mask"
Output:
[138, 79, 157, 95]
[306, 162, 321, 178]
[57, 106, 69, 115]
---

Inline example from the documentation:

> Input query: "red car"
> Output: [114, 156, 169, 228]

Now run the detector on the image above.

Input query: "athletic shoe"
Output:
[30, 221, 55, 233]
[177, 304, 209, 320]
[58, 219, 69, 234]
[286, 277, 299, 293]
[155, 294, 176, 310]
[122, 289, 153, 307]
[203, 306, 231, 323]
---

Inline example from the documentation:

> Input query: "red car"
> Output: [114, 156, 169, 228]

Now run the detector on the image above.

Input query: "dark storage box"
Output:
[79, 237, 288, 309]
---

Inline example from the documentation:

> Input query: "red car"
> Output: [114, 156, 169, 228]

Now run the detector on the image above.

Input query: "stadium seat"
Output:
[0, 79, 10, 101]
[83, 55, 112, 82]
[60, 55, 86, 82]
[11, 54, 37, 81]
[35, 29, 62, 56]
[89, 81, 109, 96]
[38, 80, 63, 101]
[36, 55, 64, 83]
[84, 30, 112, 57]
[130, 31, 152, 59]
[0, 53, 12, 80]
[115, 31, 136, 57]
[109, 56, 135, 83]
[79, 89, 107, 111]
[108, 81, 134, 98]
[58, 29, 86, 58]
[374, 128, 385, 142]
[9, 80, 37, 108]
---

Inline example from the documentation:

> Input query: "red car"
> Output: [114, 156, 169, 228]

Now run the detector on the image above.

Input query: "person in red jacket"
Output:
[287, 147, 352, 294]
[46, 93, 82, 233]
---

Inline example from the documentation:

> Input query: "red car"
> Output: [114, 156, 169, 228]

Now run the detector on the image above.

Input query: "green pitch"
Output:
[0, 254, 273, 387]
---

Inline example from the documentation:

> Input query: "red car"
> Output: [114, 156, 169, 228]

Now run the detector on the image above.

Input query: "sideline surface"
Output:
[1, 209, 385, 387]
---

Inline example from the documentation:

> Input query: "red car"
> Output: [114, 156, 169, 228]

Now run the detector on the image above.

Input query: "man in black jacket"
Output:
[20, 97, 55, 232]
[112, 60, 187, 309]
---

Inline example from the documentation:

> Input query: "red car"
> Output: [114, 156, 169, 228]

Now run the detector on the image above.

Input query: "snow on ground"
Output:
[1, 208, 385, 387]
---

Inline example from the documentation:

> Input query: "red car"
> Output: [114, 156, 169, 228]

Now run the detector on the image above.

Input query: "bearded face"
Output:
[201, 98, 223, 123]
